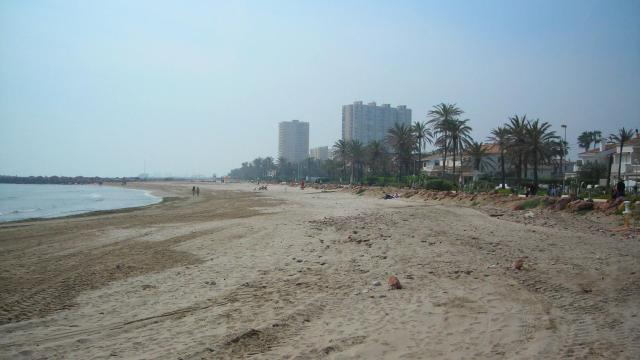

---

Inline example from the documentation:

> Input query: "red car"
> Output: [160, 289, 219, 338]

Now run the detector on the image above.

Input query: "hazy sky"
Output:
[1, 0, 639, 177]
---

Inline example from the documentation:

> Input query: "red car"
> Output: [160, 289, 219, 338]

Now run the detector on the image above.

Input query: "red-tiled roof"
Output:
[480, 143, 501, 154]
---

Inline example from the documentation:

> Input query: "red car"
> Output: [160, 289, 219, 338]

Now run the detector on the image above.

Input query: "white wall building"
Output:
[572, 133, 640, 183]
[309, 146, 329, 161]
[342, 101, 411, 145]
[610, 134, 640, 181]
[278, 120, 309, 163]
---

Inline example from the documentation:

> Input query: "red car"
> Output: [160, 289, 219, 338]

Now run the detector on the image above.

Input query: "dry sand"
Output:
[0, 182, 638, 359]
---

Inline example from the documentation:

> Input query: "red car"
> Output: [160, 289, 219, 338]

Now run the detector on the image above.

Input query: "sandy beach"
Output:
[0, 182, 638, 359]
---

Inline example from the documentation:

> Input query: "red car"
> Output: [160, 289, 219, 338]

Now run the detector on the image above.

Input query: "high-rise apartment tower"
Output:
[309, 146, 329, 161]
[278, 120, 309, 163]
[342, 101, 411, 145]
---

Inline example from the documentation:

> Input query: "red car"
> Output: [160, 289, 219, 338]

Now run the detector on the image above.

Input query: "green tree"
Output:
[578, 130, 603, 152]
[386, 123, 415, 177]
[609, 127, 635, 181]
[577, 162, 608, 185]
[347, 140, 365, 184]
[506, 115, 529, 182]
[488, 126, 510, 188]
[428, 103, 464, 176]
[578, 131, 593, 152]
[366, 140, 386, 177]
[412, 121, 432, 175]
[525, 119, 558, 186]
[465, 141, 494, 175]
[332, 139, 349, 183]
[262, 157, 275, 178]
[592, 131, 603, 148]
[449, 119, 473, 179]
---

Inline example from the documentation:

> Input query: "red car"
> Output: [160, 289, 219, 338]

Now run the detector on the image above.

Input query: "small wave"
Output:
[143, 191, 158, 199]
[9, 208, 39, 214]
[89, 193, 104, 201]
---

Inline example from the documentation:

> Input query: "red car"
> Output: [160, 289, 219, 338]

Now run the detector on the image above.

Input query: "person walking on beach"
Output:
[196, 187, 200, 197]
[192, 186, 196, 198]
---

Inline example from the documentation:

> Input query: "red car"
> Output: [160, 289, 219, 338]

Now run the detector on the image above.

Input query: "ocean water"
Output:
[0, 184, 161, 222]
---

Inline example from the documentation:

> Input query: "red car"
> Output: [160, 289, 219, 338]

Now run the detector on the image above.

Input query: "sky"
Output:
[1, 0, 639, 177]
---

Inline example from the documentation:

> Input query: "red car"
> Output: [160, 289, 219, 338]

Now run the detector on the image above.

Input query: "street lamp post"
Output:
[561, 124, 567, 195]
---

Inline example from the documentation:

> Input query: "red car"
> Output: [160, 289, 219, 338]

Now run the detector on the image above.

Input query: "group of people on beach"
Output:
[383, 192, 400, 200]
[546, 184, 563, 197]
[191, 186, 200, 198]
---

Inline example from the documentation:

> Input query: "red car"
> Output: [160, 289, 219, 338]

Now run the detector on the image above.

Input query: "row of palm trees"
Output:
[229, 103, 635, 188]
[332, 103, 476, 183]
[334, 103, 565, 187]
[332, 139, 391, 183]
[487, 115, 564, 188]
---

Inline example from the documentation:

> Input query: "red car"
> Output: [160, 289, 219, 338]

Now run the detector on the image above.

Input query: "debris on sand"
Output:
[388, 275, 402, 289]
[512, 258, 525, 271]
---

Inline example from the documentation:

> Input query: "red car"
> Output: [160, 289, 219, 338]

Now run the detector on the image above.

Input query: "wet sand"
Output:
[0, 182, 638, 359]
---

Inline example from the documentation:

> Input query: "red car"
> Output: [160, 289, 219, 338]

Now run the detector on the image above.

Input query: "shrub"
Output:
[422, 178, 456, 191]
[577, 162, 608, 185]
[519, 198, 541, 210]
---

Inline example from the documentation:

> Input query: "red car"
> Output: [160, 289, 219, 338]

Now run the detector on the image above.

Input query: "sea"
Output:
[0, 184, 161, 222]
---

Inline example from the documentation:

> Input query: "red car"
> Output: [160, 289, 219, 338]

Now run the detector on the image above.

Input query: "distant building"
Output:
[278, 120, 309, 163]
[610, 132, 640, 182]
[342, 101, 412, 145]
[573, 131, 640, 183]
[309, 146, 329, 161]
[422, 143, 574, 182]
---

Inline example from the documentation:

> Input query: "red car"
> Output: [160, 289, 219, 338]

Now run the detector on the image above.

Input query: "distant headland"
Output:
[0, 175, 136, 185]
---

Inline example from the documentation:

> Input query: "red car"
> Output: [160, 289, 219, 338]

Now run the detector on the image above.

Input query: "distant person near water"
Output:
[192, 186, 196, 198]
[196, 187, 200, 197]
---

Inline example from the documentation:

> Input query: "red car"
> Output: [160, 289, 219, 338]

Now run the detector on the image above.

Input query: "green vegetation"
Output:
[520, 198, 541, 209]
[427, 103, 470, 179]
[609, 127, 635, 181]
[577, 130, 602, 152]
[577, 162, 608, 185]
[229, 102, 626, 198]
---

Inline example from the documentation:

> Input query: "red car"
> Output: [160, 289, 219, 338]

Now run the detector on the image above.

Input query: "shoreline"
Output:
[0, 182, 638, 359]
[0, 183, 165, 225]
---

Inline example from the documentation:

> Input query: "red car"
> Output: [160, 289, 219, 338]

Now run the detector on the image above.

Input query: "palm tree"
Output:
[332, 139, 348, 182]
[262, 157, 275, 178]
[525, 119, 558, 186]
[609, 127, 635, 181]
[577, 130, 603, 152]
[366, 140, 386, 177]
[465, 141, 495, 180]
[347, 140, 365, 184]
[578, 131, 593, 152]
[412, 121, 432, 175]
[449, 119, 473, 179]
[386, 123, 415, 177]
[488, 126, 509, 189]
[506, 115, 528, 182]
[592, 131, 603, 149]
[428, 103, 464, 176]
